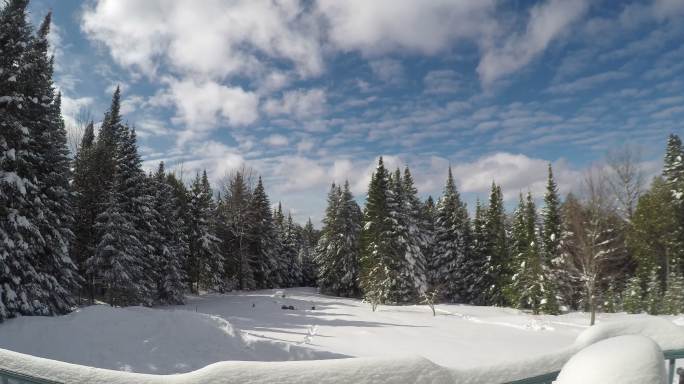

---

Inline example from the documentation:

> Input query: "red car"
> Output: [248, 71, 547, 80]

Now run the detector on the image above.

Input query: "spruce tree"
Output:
[662, 134, 684, 274]
[645, 267, 662, 315]
[401, 168, 428, 299]
[432, 167, 470, 302]
[299, 218, 318, 287]
[663, 258, 684, 315]
[152, 162, 187, 304]
[188, 171, 224, 292]
[316, 181, 362, 297]
[470, 199, 489, 305]
[247, 177, 279, 289]
[0, 0, 45, 320]
[217, 171, 253, 290]
[484, 183, 509, 306]
[622, 275, 643, 314]
[360, 158, 395, 308]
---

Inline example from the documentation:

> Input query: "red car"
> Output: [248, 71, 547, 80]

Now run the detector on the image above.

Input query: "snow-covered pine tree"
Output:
[386, 168, 419, 303]
[299, 218, 318, 287]
[422, 196, 437, 289]
[509, 193, 545, 314]
[645, 267, 662, 315]
[540, 165, 561, 314]
[360, 158, 395, 307]
[0, 0, 46, 320]
[188, 171, 224, 292]
[284, 214, 303, 287]
[19, 13, 80, 314]
[316, 181, 362, 297]
[272, 203, 290, 287]
[152, 162, 187, 304]
[217, 171, 253, 290]
[71, 121, 98, 301]
[432, 167, 470, 303]
[247, 177, 279, 289]
[484, 182, 509, 306]
[662, 134, 684, 273]
[401, 168, 428, 300]
[470, 199, 489, 305]
[602, 282, 618, 313]
[663, 258, 684, 315]
[622, 275, 643, 314]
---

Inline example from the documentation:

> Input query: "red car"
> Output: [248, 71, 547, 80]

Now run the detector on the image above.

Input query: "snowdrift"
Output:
[0, 305, 345, 374]
[1, 313, 684, 383]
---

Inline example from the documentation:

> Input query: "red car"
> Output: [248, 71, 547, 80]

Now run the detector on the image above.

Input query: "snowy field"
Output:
[1, 287, 684, 381]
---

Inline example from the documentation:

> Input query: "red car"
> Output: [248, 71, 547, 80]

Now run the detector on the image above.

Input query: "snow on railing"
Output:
[1, 318, 683, 384]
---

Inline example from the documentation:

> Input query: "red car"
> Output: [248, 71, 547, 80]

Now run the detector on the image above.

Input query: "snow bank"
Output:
[575, 317, 684, 351]
[556, 335, 666, 384]
[0, 305, 344, 374]
[0, 348, 455, 384]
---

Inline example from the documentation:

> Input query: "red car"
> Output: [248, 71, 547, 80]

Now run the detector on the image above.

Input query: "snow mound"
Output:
[0, 305, 344, 374]
[574, 317, 684, 351]
[0, 348, 454, 384]
[556, 335, 666, 384]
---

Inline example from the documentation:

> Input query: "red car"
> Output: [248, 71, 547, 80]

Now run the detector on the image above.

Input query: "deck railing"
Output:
[503, 348, 684, 384]
[1, 347, 684, 384]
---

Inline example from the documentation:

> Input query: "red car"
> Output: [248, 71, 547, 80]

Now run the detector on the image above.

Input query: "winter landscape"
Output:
[2, 0, 684, 383]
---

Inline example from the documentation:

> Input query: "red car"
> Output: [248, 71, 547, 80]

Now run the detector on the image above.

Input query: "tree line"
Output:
[316, 137, 684, 323]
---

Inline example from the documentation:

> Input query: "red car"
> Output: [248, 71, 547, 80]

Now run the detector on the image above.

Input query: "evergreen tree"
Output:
[0, 0, 46, 320]
[645, 267, 662, 315]
[247, 177, 279, 289]
[622, 275, 643, 314]
[484, 183, 509, 306]
[316, 182, 362, 297]
[602, 282, 618, 313]
[71, 121, 98, 301]
[663, 258, 684, 315]
[188, 171, 224, 292]
[662, 134, 684, 274]
[470, 199, 489, 305]
[509, 193, 545, 314]
[151, 162, 187, 304]
[283, 214, 303, 287]
[432, 167, 470, 302]
[217, 171, 253, 290]
[299, 218, 319, 287]
[360, 158, 395, 308]
[401, 168, 428, 299]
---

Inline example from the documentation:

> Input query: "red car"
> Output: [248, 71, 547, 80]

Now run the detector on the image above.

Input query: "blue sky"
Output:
[30, 0, 684, 224]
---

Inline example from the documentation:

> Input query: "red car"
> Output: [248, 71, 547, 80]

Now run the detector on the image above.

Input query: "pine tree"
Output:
[401, 168, 428, 299]
[645, 268, 662, 315]
[217, 171, 253, 290]
[470, 199, 489, 305]
[484, 183, 509, 306]
[187, 171, 224, 292]
[247, 177, 279, 289]
[152, 162, 187, 304]
[283, 214, 303, 287]
[299, 218, 318, 287]
[432, 167, 470, 302]
[316, 182, 362, 297]
[509, 193, 545, 314]
[0, 0, 45, 320]
[602, 282, 618, 313]
[622, 275, 643, 314]
[663, 258, 684, 315]
[360, 158, 395, 308]
[662, 134, 684, 274]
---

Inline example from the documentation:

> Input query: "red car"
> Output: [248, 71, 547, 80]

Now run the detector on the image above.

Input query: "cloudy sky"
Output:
[32, 0, 684, 224]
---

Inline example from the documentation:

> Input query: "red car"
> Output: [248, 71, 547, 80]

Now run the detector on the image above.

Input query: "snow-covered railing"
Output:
[1, 318, 683, 384]
[502, 348, 684, 384]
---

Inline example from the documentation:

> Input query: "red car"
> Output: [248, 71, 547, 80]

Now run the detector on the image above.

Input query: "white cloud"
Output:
[477, 0, 589, 85]
[164, 78, 259, 136]
[423, 70, 460, 94]
[369, 58, 404, 85]
[81, 0, 323, 79]
[263, 88, 326, 119]
[263, 134, 290, 147]
[317, 0, 496, 55]
[451, 153, 579, 199]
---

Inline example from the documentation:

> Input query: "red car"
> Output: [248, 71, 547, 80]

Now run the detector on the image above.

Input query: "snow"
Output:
[1, 288, 684, 383]
[556, 335, 666, 384]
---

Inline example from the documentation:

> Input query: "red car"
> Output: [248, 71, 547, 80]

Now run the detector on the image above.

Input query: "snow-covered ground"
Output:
[1, 287, 683, 381]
